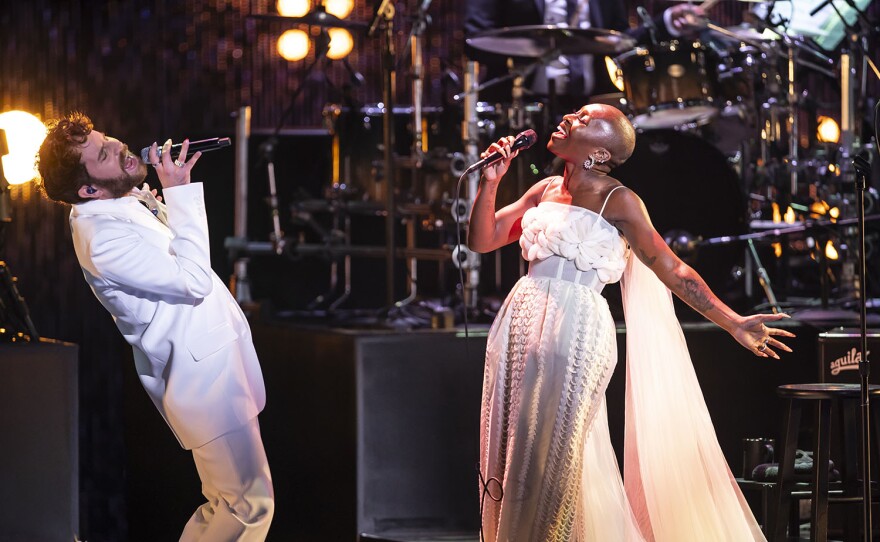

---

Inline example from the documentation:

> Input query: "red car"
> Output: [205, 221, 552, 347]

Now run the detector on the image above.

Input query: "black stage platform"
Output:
[119, 317, 832, 541]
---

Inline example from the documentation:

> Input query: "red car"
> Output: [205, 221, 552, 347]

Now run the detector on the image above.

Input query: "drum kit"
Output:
[239, 1, 877, 317]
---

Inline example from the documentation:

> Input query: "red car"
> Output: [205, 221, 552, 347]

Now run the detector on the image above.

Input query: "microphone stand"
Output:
[854, 141, 875, 542]
[272, 30, 331, 136]
[368, 0, 398, 309]
[395, 0, 433, 309]
[259, 30, 332, 258]
[832, 15, 877, 536]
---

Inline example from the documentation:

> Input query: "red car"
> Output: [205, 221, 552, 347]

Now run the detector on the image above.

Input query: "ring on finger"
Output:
[173, 159, 184, 167]
[758, 342, 767, 352]
[151, 162, 160, 168]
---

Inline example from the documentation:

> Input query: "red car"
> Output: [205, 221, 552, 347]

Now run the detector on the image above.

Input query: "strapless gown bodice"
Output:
[520, 201, 628, 291]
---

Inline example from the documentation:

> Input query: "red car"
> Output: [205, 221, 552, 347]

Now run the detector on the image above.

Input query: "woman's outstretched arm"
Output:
[606, 186, 795, 358]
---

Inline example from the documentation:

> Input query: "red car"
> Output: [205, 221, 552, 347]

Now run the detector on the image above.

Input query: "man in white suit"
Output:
[37, 112, 274, 541]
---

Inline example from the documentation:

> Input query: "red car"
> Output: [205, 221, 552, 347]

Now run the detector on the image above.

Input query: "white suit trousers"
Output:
[179, 418, 274, 541]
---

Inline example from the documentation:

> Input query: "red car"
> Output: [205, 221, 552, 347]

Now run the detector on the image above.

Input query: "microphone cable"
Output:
[453, 166, 506, 542]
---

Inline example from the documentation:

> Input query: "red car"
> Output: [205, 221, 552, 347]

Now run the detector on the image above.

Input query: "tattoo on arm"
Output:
[638, 248, 657, 267]
[679, 277, 714, 312]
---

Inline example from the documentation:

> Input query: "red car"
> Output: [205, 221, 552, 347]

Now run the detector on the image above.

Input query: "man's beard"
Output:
[93, 153, 148, 198]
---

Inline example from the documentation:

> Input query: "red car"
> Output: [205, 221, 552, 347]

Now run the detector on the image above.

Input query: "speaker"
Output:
[248, 324, 486, 541]
[818, 328, 880, 383]
[356, 333, 484, 537]
[0, 341, 79, 542]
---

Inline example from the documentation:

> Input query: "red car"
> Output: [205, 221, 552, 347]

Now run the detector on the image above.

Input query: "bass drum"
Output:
[612, 130, 748, 298]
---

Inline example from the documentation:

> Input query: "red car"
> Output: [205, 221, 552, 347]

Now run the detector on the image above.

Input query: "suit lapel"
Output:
[72, 197, 172, 238]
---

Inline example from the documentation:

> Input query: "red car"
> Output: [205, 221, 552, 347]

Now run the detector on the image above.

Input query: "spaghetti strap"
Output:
[540, 176, 562, 200]
[599, 185, 626, 217]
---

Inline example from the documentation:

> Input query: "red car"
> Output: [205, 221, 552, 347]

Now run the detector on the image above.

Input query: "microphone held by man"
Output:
[140, 137, 231, 164]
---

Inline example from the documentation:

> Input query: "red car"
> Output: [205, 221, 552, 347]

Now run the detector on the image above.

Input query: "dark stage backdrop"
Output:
[0, 1, 876, 540]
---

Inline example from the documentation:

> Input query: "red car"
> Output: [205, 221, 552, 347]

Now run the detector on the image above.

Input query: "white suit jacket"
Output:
[69, 183, 266, 449]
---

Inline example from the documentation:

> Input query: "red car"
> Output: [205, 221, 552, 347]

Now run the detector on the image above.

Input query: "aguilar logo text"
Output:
[829, 347, 869, 375]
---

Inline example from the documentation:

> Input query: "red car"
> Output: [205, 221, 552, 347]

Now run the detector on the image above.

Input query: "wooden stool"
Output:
[771, 383, 880, 542]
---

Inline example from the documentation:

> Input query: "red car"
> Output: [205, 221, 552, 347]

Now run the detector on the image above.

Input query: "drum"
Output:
[612, 129, 747, 295]
[323, 103, 448, 202]
[714, 43, 763, 108]
[615, 41, 717, 130]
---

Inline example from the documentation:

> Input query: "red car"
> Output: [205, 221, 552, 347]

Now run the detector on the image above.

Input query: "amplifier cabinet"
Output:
[817, 328, 879, 383]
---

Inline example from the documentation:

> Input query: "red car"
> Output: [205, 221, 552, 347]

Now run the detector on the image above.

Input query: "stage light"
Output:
[810, 200, 830, 216]
[829, 206, 840, 219]
[325, 0, 354, 18]
[772, 202, 781, 223]
[277, 29, 310, 61]
[824, 240, 839, 260]
[783, 206, 796, 224]
[817, 115, 840, 144]
[605, 57, 625, 92]
[772, 242, 782, 258]
[277, 0, 309, 17]
[326, 28, 353, 60]
[0, 111, 46, 185]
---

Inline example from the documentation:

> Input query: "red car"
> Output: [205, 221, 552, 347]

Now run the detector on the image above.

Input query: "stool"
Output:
[771, 383, 880, 542]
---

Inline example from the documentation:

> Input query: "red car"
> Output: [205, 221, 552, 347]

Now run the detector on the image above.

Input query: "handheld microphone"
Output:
[140, 137, 232, 164]
[465, 129, 537, 174]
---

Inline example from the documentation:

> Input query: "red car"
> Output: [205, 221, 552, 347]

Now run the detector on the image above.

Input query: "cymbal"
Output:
[248, 11, 367, 30]
[716, 23, 780, 42]
[467, 25, 636, 58]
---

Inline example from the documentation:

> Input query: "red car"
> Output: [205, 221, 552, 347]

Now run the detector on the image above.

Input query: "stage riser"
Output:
[254, 322, 818, 540]
[121, 321, 819, 541]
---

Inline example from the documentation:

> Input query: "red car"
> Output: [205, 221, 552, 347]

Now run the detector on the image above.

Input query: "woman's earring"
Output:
[85, 186, 97, 195]
[583, 157, 595, 171]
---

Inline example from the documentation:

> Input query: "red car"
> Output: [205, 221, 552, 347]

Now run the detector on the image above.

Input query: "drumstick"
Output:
[699, 0, 723, 11]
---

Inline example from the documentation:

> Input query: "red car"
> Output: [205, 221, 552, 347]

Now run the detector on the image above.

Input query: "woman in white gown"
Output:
[467, 104, 795, 542]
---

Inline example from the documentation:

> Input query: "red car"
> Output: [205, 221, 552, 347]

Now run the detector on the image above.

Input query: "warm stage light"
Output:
[0, 110, 47, 185]
[824, 240, 839, 260]
[325, 0, 354, 18]
[817, 115, 840, 144]
[277, 0, 309, 17]
[783, 206, 796, 224]
[810, 200, 830, 216]
[829, 206, 840, 219]
[277, 29, 310, 61]
[605, 56, 625, 92]
[326, 28, 353, 60]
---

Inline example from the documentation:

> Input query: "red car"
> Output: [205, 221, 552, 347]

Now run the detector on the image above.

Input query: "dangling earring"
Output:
[583, 157, 595, 171]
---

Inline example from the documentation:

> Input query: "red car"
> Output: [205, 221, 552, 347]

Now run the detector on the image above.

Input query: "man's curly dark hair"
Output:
[36, 111, 94, 204]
